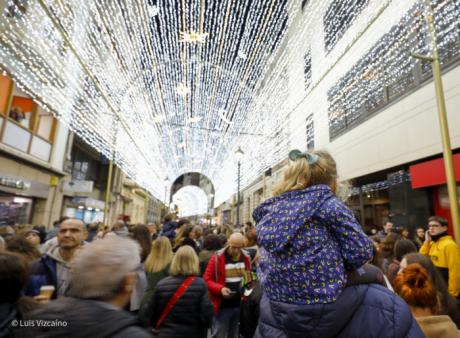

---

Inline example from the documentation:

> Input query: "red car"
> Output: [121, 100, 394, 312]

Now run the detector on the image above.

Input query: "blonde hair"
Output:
[273, 150, 337, 196]
[173, 224, 194, 249]
[169, 245, 200, 276]
[144, 236, 173, 273]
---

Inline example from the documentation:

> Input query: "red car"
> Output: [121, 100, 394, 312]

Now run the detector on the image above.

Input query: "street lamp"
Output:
[208, 193, 214, 225]
[164, 176, 170, 211]
[234, 147, 244, 227]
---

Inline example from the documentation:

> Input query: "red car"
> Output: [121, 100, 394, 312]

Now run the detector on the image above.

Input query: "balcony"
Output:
[0, 74, 56, 162]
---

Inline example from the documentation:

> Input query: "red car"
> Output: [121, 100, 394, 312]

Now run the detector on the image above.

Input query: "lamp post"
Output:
[235, 147, 244, 227]
[411, 0, 460, 244]
[164, 176, 170, 213]
[208, 193, 214, 225]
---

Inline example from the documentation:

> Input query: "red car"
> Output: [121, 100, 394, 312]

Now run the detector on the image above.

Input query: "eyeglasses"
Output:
[428, 223, 443, 228]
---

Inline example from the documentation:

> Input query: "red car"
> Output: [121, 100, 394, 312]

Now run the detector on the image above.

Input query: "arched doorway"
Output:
[170, 172, 215, 218]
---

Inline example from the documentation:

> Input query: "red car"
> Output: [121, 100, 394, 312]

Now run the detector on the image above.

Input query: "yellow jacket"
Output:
[420, 235, 460, 298]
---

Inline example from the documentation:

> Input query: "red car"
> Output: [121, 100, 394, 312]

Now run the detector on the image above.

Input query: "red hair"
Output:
[394, 263, 439, 312]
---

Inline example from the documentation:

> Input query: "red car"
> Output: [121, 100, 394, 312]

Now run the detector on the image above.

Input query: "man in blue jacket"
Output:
[25, 218, 86, 299]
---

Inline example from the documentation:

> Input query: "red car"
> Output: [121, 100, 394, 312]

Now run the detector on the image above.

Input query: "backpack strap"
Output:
[214, 252, 218, 282]
[156, 276, 196, 329]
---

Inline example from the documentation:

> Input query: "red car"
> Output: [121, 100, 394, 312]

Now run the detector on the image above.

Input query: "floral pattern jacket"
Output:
[253, 184, 373, 304]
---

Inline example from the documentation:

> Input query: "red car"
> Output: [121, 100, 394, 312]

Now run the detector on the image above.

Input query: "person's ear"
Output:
[330, 181, 337, 193]
[122, 272, 137, 294]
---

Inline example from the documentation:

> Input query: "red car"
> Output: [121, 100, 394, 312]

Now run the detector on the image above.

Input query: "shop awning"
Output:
[410, 153, 460, 188]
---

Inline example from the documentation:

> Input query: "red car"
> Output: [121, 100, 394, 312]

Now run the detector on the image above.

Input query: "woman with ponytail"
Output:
[394, 263, 460, 338]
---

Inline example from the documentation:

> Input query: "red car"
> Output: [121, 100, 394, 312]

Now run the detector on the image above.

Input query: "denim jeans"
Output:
[212, 306, 240, 338]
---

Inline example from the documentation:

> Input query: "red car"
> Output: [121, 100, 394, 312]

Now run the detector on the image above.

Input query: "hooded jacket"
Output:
[253, 184, 373, 305]
[256, 284, 425, 338]
[24, 245, 73, 299]
[24, 297, 151, 338]
[161, 221, 178, 240]
[420, 234, 460, 298]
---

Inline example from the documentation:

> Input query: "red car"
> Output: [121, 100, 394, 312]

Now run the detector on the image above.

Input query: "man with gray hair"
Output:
[26, 236, 152, 337]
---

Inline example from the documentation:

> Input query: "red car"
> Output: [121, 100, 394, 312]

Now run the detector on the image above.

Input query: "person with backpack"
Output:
[144, 245, 213, 338]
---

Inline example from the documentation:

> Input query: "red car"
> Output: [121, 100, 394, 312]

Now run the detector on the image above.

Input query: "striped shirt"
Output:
[221, 253, 246, 308]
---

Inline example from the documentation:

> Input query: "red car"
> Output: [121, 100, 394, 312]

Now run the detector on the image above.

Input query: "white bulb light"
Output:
[148, 5, 159, 17]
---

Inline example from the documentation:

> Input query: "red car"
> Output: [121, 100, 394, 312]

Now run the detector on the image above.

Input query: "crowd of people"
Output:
[1, 148, 460, 338]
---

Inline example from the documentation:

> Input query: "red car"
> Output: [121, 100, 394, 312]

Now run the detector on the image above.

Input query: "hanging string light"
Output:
[1, 0, 455, 205]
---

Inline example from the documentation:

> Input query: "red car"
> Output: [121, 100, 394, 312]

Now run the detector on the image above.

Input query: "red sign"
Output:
[410, 153, 460, 189]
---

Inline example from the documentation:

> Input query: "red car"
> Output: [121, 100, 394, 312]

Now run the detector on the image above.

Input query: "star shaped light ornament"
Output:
[2, 0, 443, 205]
[188, 116, 202, 124]
[176, 83, 191, 96]
[218, 108, 232, 124]
[151, 115, 164, 123]
[237, 51, 248, 60]
[148, 5, 160, 17]
[179, 31, 209, 44]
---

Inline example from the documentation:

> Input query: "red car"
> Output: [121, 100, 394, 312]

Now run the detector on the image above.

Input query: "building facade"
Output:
[0, 73, 69, 227]
[216, 0, 460, 235]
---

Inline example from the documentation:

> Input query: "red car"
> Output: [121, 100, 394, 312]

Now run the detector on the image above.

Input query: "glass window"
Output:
[35, 106, 57, 142]
[304, 51, 312, 90]
[306, 114, 314, 150]
[323, 0, 369, 53]
[302, 0, 310, 11]
[327, 0, 460, 139]
[9, 94, 34, 129]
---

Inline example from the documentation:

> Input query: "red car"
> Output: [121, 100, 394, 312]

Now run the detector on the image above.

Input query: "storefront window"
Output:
[0, 194, 33, 226]
[346, 187, 390, 232]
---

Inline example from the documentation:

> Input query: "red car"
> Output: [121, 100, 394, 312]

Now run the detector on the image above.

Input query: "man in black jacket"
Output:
[25, 236, 152, 338]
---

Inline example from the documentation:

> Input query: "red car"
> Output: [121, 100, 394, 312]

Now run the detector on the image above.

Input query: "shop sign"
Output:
[69, 197, 105, 210]
[0, 176, 31, 190]
[63, 180, 94, 193]
[0, 173, 50, 198]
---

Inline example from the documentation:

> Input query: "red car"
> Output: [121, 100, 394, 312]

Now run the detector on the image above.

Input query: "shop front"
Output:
[347, 169, 431, 234]
[0, 172, 50, 226]
[63, 197, 105, 224]
[410, 152, 460, 236]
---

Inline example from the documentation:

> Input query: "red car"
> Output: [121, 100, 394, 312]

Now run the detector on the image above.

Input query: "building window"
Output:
[306, 114, 314, 150]
[324, 0, 369, 53]
[304, 50, 312, 90]
[327, 0, 460, 139]
[0, 75, 57, 143]
[302, 0, 310, 11]
[71, 147, 102, 182]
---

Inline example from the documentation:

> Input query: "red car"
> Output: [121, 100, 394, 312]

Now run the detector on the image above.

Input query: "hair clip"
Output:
[306, 153, 319, 165]
[288, 149, 319, 165]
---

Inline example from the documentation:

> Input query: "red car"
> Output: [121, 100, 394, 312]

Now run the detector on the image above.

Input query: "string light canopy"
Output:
[0, 0, 453, 205]
[0, 0, 293, 204]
